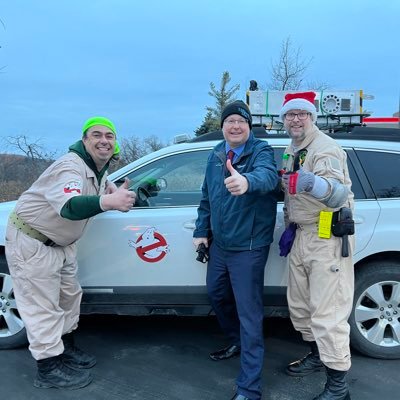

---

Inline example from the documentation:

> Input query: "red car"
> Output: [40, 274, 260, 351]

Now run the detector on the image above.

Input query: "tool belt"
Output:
[8, 210, 58, 247]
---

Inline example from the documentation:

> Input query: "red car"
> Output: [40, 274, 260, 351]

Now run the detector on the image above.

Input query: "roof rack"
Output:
[190, 126, 400, 143]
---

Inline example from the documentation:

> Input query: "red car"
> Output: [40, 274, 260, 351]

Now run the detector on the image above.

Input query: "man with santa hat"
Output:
[279, 92, 354, 400]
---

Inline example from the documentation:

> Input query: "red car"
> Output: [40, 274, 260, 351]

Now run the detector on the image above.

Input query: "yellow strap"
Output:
[8, 210, 49, 243]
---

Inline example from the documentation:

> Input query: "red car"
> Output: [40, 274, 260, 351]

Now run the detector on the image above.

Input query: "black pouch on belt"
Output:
[331, 208, 355, 237]
[331, 207, 355, 257]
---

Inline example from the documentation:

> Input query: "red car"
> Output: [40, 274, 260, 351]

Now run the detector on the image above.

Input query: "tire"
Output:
[350, 260, 400, 359]
[0, 250, 8, 273]
[0, 254, 28, 349]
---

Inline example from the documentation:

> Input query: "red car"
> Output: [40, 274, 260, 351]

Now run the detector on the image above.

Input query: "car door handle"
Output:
[183, 221, 196, 230]
[354, 216, 363, 224]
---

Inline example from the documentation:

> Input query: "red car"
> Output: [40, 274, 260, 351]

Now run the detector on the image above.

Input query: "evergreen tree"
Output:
[194, 111, 219, 136]
[195, 71, 240, 136]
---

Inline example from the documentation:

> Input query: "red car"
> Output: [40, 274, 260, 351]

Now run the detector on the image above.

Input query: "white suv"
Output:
[0, 126, 399, 360]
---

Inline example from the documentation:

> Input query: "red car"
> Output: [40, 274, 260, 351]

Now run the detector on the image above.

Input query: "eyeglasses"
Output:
[284, 112, 311, 121]
[224, 118, 248, 126]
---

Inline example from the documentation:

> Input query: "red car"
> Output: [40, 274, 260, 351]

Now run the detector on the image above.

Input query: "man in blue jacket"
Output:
[193, 101, 279, 400]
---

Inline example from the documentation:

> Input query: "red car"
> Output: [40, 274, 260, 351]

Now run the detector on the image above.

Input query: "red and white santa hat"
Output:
[279, 91, 317, 122]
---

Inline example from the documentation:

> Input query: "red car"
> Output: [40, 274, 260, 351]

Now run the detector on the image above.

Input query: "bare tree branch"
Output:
[269, 37, 313, 91]
[3, 135, 55, 189]
[144, 135, 165, 153]
[5, 135, 56, 161]
[306, 80, 331, 91]
[119, 135, 166, 166]
[119, 136, 146, 165]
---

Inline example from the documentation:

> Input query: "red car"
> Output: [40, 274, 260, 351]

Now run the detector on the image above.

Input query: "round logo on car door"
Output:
[129, 227, 170, 263]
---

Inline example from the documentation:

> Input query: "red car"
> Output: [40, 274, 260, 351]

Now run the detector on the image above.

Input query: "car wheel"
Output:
[350, 261, 400, 359]
[0, 256, 28, 349]
[0, 250, 8, 273]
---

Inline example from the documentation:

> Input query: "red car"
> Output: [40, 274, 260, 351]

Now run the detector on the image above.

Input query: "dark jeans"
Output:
[207, 243, 270, 400]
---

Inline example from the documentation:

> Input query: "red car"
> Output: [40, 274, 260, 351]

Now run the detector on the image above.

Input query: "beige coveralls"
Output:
[283, 126, 354, 371]
[5, 152, 107, 360]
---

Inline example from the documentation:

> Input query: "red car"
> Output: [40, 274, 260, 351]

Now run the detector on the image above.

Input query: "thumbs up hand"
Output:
[100, 178, 136, 212]
[104, 180, 118, 194]
[224, 159, 249, 196]
[121, 178, 130, 189]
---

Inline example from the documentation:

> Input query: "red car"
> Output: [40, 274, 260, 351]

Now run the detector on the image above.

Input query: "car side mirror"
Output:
[156, 178, 167, 191]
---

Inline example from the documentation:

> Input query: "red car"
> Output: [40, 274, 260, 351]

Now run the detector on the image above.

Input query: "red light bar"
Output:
[363, 117, 400, 123]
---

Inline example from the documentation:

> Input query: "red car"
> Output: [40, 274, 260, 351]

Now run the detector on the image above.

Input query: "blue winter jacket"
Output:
[194, 132, 279, 251]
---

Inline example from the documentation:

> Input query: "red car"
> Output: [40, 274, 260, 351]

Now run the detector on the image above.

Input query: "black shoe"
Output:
[312, 367, 351, 400]
[34, 355, 92, 389]
[230, 394, 250, 400]
[286, 341, 324, 376]
[62, 332, 96, 369]
[210, 344, 241, 361]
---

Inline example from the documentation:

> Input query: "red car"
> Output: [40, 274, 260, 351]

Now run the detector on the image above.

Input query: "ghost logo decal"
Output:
[63, 181, 82, 194]
[129, 227, 170, 263]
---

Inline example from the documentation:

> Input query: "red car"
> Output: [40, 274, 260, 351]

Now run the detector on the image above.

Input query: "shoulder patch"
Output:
[329, 157, 341, 171]
[64, 180, 82, 194]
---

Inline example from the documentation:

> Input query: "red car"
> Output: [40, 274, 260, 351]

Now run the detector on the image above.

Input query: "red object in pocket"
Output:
[288, 172, 298, 195]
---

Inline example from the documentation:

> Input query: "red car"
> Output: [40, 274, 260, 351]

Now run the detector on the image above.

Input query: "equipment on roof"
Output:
[246, 81, 372, 130]
[191, 80, 398, 143]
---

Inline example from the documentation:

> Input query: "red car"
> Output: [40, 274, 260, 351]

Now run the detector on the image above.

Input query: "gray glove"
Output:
[282, 168, 315, 194]
[296, 168, 315, 192]
[282, 168, 330, 198]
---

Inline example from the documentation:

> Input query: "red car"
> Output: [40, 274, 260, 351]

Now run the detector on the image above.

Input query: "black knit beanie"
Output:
[220, 100, 252, 129]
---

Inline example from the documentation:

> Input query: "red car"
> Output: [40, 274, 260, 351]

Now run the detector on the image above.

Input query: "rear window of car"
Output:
[356, 150, 400, 198]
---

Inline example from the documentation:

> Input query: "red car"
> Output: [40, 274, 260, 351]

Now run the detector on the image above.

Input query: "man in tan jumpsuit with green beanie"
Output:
[279, 92, 354, 400]
[5, 117, 136, 389]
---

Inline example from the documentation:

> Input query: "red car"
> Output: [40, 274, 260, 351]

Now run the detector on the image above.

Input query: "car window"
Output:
[346, 158, 365, 200]
[355, 150, 400, 198]
[119, 144, 368, 207]
[125, 149, 211, 207]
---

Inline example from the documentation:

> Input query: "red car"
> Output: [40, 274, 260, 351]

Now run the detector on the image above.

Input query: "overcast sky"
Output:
[1, 0, 399, 154]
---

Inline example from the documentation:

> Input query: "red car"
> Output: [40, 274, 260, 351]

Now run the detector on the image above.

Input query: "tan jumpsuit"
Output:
[5, 152, 107, 360]
[283, 126, 354, 371]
